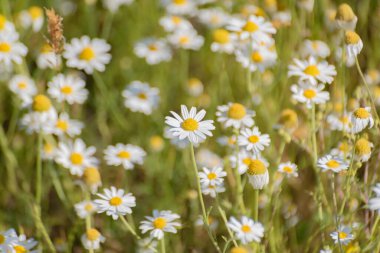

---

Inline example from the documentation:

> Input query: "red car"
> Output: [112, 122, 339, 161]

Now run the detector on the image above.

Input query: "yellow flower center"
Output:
[326, 160, 340, 169]
[41, 43, 53, 53]
[79, 47, 95, 61]
[242, 158, 253, 165]
[303, 89, 317, 99]
[0, 15, 6, 30]
[207, 172, 217, 180]
[283, 166, 293, 173]
[148, 44, 158, 51]
[0, 235, 4, 244]
[29, 6, 43, 20]
[84, 203, 94, 212]
[138, 93, 147, 99]
[248, 135, 259, 143]
[303, 65, 320, 76]
[230, 247, 249, 253]
[173, 0, 186, 5]
[243, 21, 259, 32]
[354, 108, 370, 119]
[247, 159, 267, 175]
[338, 231, 348, 239]
[118, 151, 131, 159]
[14, 245, 27, 253]
[150, 135, 164, 150]
[339, 142, 350, 153]
[61, 85, 73, 95]
[17, 82, 27, 90]
[44, 143, 54, 153]
[0, 42, 11, 52]
[56, 120, 68, 131]
[86, 228, 100, 241]
[251, 52, 263, 63]
[171, 16, 182, 24]
[153, 217, 167, 229]
[213, 29, 230, 44]
[340, 116, 349, 124]
[109, 196, 122, 206]
[311, 41, 319, 50]
[227, 103, 246, 120]
[241, 225, 251, 233]
[345, 31, 360, 45]
[33, 94, 52, 112]
[279, 109, 298, 129]
[355, 138, 371, 155]
[83, 167, 101, 185]
[70, 152, 84, 165]
[179, 36, 189, 45]
[181, 118, 199, 131]
[336, 4, 356, 22]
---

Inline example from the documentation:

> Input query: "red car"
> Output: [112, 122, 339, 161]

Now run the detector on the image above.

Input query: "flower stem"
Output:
[189, 143, 222, 253]
[119, 215, 141, 240]
[160, 236, 166, 253]
[36, 132, 43, 206]
[331, 175, 343, 253]
[32, 204, 57, 253]
[216, 197, 238, 247]
[233, 129, 246, 214]
[85, 191, 94, 253]
[253, 189, 259, 221]
[370, 215, 380, 238]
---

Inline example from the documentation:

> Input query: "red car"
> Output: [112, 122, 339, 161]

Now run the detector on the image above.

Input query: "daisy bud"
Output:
[82, 167, 102, 192]
[354, 138, 373, 162]
[335, 3, 357, 30]
[247, 159, 269, 189]
[344, 31, 363, 58]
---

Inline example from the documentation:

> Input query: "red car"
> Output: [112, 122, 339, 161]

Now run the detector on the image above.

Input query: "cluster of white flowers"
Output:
[0, 229, 39, 253]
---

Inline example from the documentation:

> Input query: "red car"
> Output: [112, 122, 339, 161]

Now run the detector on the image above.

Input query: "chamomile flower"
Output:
[354, 138, 373, 162]
[291, 81, 329, 108]
[0, 32, 27, 67]
[368, 183, 380, 213]
[201, 183, 225, 198]
[19, 6, 44, 32]
[317, 154, 348, 173]
[330, 226, 354, 245]
[238, 127, 271, 154]
[216, 103, 255, 129]
[63, 36, 111, 74]
[335, 3, 357, 30]
[230, 149, 256, 174]
[235, 43, 277, 72]
[227, 216, 264, 244]
[186, 78, 203, 97]
[288, 57, 337, 85]
[228, 15, 276, 43]
[344, 31, 363, 58]
[164, 126, 191, 149]
[0, 229, 17, 252]
[350, 107, 374, 134]
[42, 142, 57, 160]
[161, 0, 197, 15]
[301, 40, 330, 59]
[122, 81, 160, 115]
[104, 143, 146, 170]
[74, 200, 97, 219]
[134, 38, 172, 65]
[81, 228, 105, 250]
[159, 15, 193, 33]
[36, 43, 62, 69]
[52, 113, 84, 137]
[165, 105, 215, 144]
[327, 113, 352, 132]
[168, 28, 204, 50]
[137, 238, 158, 253]
[139, 210, 181, 240]
[320, 247, 332, 253]
[0, 15, 16, 35]
[199, 166, 226, 187]
[11, 234, 39, 253]
[102, 0, 133, 13]
[82, 167, 102, 193]
[330, 141, 352, 159]
[8, 74, 37, 98]
[278, 162, 299, 178]
[48, 74, 88, 104]
[197, 8, 229, 28]
[246, 157, 269, 189]
[94, 187, 136, 220]
[55, 139, 98, 176]
[211, 29, 236, 54]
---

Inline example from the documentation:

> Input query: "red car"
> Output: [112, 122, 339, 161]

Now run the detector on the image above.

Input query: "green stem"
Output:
[370, 215, 380, 238]
[33, 205, 57, 253]
[233, 128, 246, 214]
[160, 236, 166, 253]
[189, 143, 222, 253]
[0, 124, 18, 193]
[36, 132, 43, 206]
[101, 12, 114, 39]
[253, 189, 259, 221]
[331, 175, 343, 253]
[311, 104, 318, 162]
[119, 215, 141, 240]
[216, 197, 238, 247]
[85, 191, 94, 253]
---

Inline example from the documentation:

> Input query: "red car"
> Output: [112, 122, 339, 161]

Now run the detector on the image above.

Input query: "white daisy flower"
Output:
[330, 226, 354, 245]
[317, 154, 349, 173]
[164, 126, 191, 149]
[134, 38, 172, 65]
[159, 15, 193, 33]
[102, 0, 133, 13]
[11, 234, 39, 253]
[139, 210, 181, 240]
[0, 229, 17, 252]
[197, 8, 229, 28]
[238, 127, 271, 154]
[320, 247, 332, 253]
[199, 166, 226, 187]
[368, 183, 380, 213]
[345, 31, 363, 58]
[168, 28, 204, 50]
[335, 3, 357, 30]
[74, 200, 97, 219]
[137, 238, 158, 253]
[210, 29, 236, 54]
[81, 228, 106, 250]
[41, 142, 57, 161]
[36, 43, 62, 70]
[335, 46, 355, 67]
[230, 149, 256, 174]
[354, 138, 373, 162]
[161, 0, 197, 15]
[246, 157, 269, 189]
[63, 36, 111, 74]
[0, 32, 27, 67]
[94, 187, 136, 220]
[278, 162, 299, 178]
[104, 143, 146, 170]
[0, 15, 16, 35]
[327, 113, 352, 132]
[330, 141, 352, 159]
[201, 183, 225, 198]
[288, 57, 337, 85]
[291, 81, 330, 108]
[165, 105, 215, 144]
[55, 139, 99, 176]
[216, 103, 255, 129]
[122, 81, 160, 115]
[19, 6, 44, 32]
[52, 113, 84, 137]
[235, 42, 277, 72]
[82, 167, 102, 193]
[227, 15, 276, 43]
[350, 107, 374, 134]
[186, 78, 203, 97]
[227, 216, 264, 244]
[8, 74, 37, 98]
[48, 74, 88, 104]
[301, 40, 330, 59]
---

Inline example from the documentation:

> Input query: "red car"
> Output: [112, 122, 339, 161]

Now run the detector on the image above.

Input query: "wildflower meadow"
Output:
[1, 0, 380, 252]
